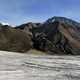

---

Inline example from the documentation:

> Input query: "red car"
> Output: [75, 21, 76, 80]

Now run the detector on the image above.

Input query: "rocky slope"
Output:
[31, 17, 80, 55]
[16, 17, 80, 55]
[0, 16, 80, 54]
[0, 24, 32, 53]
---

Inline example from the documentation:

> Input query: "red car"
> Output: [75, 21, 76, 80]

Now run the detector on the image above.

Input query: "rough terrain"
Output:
[0, 50, 80, 80]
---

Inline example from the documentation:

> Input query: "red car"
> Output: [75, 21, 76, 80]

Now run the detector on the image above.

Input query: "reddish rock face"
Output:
[58, 23, 80, 54]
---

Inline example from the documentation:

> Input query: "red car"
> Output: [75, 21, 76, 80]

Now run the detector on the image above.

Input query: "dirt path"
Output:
[0, 51, 80, 80]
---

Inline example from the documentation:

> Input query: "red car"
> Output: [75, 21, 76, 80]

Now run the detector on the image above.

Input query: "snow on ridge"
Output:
[0, 22, 15, 27]
[1, 22, 10, 25]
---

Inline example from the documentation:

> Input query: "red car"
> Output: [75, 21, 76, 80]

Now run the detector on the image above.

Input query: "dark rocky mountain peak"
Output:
[46, 16, 80, 27]
[32, 17, 80, 55]
[0, 16, 80, 55]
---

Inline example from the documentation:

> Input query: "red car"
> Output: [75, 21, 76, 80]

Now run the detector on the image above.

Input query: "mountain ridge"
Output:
[0, 16, 79, 55]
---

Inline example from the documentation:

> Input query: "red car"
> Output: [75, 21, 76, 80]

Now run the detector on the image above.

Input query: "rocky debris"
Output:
[0, 51, 80, 80]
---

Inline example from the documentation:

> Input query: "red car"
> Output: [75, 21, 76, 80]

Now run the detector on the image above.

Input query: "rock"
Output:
[15, 22, 41, 38]
[32, 17, 80, 55]
[0, 25, 32, 53]
[0, 16, 80, 54]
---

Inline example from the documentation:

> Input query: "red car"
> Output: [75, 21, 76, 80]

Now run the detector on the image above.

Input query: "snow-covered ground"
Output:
[0, 51, 80, 80]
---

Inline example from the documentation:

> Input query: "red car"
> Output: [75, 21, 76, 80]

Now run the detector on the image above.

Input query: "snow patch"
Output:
[1, 22, 10, 25]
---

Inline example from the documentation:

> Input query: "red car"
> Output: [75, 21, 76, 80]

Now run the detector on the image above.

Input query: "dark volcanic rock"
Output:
[15, 22, 41, 38]
[32, 17, 80, 55]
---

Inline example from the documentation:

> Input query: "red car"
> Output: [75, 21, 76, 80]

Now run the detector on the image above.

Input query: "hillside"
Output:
[0, 16, 79, 54]
[0, 25, 32, 53]
[16, 17, 80, 54]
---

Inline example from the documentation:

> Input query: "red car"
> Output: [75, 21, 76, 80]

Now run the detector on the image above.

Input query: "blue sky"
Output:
[0, 0, 80, 25]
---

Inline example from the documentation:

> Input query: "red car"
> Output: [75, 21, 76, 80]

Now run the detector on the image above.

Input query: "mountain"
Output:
[0, 16, 79, 54]
[30, 17, 80, 55]
[46, 16, 80, 27]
